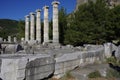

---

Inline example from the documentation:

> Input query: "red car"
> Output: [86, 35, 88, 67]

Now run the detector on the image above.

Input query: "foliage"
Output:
[106, 56, 120, 78]
[0, 0, 120, 45]
[106, 56, 120, 66]
[0, 19, 25, 40]
[59, 7, 67, 44]
[60, 71, 75, 80]
[88, 70, 101, 78]
[64, 0, 120, 46]
[0, 19, 18, 39]
[108, 5, 120, 43]
[65, 0, 108, 45]
[49, 19, 53, 41]
[106, 57, 117, 65]
[17, 20, 25, 40]
[106, 68, 120, 78]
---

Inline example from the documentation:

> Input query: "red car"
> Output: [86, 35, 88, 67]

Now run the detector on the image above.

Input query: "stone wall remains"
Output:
[0, 54, 55, 80]
[54, 46, 104, 78]
[0, 44, 115, 80]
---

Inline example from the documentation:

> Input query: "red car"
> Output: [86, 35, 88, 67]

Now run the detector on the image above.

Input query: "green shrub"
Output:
[60, 71, 75, 80]
[106, 68, 120, 78]
[106, 57, 120, 66]
[88, 70, 101, 78]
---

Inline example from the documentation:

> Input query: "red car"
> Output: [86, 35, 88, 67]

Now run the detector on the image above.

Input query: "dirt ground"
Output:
[50, 78, 116, 80]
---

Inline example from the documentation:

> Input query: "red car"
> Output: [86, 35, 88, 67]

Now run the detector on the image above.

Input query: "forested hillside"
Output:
[0, 19, 24, 39]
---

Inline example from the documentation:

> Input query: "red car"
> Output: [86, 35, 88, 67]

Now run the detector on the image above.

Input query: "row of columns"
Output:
[25, 1, 60, 44]
[0, 36, 17, 43]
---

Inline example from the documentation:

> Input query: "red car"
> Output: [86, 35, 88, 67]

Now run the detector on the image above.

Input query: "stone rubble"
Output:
[0, 43, 105, 80]
[0, 0, 119, 80]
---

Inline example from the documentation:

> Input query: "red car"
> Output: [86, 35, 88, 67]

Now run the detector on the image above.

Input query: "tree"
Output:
[17, 20, 25, 40]
[0, 19, 18, 39]
[49, 19, 53, 41]
[59, 7, 67, 44]
[64, 0, 111, 46]
[108, 5, 120, 44]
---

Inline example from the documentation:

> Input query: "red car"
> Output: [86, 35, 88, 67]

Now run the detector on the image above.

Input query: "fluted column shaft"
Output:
[52, 1, 60, 43]
[25, 15, 29, 41]
[30, 12, 35, 41]
[36, 9, 41, 43]
[43, 6, 49, 43]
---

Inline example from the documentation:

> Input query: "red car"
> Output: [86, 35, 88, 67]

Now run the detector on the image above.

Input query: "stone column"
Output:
[8, 36, 11, 43]
[30, 12, 35, 41]
[104, 43, 112, 58]
[25, 15, 30, 41]
[0, 37, 3, 42]
[21, 37, 25, 45]
[36, 9, 41, 43]
[52, 1, 60, 43]
[43, 6, 49, 43]
[4, 39, 6, 42]
[13, 37, 17, 43]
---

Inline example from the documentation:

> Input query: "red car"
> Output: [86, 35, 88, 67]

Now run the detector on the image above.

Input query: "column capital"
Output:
[43, 6, 49, 9]
[25, 15, 29, 18]
[36, 9, 41, 12]
[52, 1, 60, 5]
[30, 12, 35, 15]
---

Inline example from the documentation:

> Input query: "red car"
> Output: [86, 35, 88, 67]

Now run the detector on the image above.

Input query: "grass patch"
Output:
[88, 70, 101, 78]
[60, 71, 75, 80]
[50, 71, 75, 80]
[89, 78, 116, 80]
[106, 68, 120, 78]
[106, 56, 120, 66]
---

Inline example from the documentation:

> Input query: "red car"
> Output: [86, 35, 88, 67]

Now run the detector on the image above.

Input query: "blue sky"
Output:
[0, 0, 76, 20]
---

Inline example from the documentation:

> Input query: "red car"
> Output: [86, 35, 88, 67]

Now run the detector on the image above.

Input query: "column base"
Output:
[48, 43, 61, 49]
[25, 40, 37, 45]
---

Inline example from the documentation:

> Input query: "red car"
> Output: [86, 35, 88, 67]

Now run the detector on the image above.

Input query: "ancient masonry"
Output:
[43, 6, 49, 43]
[0, 43, 118, 80]
[0, 1, 120, 80]
[52, 1, 60, 43]
[36, 9, 41, 43]
[25, 1, 60, 44]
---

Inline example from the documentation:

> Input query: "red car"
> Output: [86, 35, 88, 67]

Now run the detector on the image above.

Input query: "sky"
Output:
[0, 0, 76, 20]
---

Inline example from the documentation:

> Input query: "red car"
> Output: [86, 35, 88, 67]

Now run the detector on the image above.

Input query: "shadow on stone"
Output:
[41, 73, 54, 80]
[16, 44, 24, 52]
[109, 63, 120, 72]
[112, 50, 115, 57]
[23, 78, 25, 80]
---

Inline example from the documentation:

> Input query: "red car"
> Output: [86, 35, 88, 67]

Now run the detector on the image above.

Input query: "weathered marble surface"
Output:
[25, 15, 30, 42]
[1, 44, 23, 54]
[104, 43, 112, 58]
[30, 12, 35, 41]
[104, 43, 118, 58]
[0, 44, 114, 79]
[0, 54, 55, 80]
[54, 46, 104, 78]
[36, 9, 41, 43]
[52, 1, 60, 43]
[43, 6, 49, 43]
[115, 45, 120, 60]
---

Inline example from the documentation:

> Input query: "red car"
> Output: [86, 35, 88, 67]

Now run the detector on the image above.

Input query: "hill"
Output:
[76, 0, 120, 10]
[0, 19, 19, 39]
